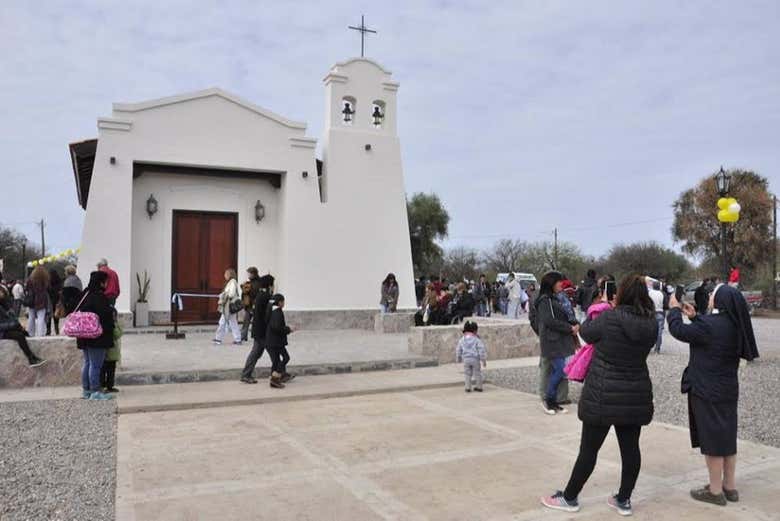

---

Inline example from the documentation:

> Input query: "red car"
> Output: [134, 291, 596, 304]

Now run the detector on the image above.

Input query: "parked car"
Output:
[683, 280, 763, 314]
[496, 272, 538, 290]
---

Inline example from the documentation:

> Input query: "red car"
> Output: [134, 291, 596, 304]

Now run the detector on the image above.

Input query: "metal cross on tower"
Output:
[348, 15, 376, 57]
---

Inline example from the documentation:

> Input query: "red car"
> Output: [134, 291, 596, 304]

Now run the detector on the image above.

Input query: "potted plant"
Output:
[135, 271, 151, 327]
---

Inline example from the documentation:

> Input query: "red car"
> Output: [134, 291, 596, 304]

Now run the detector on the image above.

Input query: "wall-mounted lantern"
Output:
[146, 194, 158, 219]
[255, 200, 265, 223]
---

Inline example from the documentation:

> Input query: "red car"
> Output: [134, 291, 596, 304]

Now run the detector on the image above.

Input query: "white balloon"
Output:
[729, 202, 741, 213]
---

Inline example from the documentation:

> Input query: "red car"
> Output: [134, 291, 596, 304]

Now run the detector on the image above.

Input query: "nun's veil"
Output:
[713, 284, 760, 361]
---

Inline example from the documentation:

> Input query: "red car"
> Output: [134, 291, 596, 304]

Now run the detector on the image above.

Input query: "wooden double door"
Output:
[172, 211, 238, 323]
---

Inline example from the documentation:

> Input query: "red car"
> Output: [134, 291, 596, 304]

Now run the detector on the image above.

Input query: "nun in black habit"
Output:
[667, 284, 759, 507]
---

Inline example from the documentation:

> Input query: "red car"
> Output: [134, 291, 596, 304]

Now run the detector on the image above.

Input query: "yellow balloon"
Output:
[31, 261, 38, 267]
[727, 197, 737, 206]
[718, 209, 729, 222]
[66, 249, 73, 255]
[717, 197, 730, 210]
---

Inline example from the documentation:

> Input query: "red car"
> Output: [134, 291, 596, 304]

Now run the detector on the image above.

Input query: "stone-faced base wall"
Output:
[141, 309, 416, 331]
[374, 312, 415, 334]
[409, 321, 539, 364]
[0, 337, 82, 388]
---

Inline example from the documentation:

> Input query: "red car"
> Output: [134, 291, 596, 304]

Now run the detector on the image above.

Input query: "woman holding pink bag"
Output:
[76, 271, 116, 401]
[564, 276, 616, 382]
[541, 274, 657, 516]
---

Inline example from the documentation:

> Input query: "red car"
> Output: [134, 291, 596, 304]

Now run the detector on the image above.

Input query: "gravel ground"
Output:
[0, 399, 116, 521]
[486, 353, 780, 448]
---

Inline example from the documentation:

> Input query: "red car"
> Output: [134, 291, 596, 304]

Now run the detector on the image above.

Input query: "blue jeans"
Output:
[655, 312, 665, 351]
[82, 348, 106, 392]
[476, 301, 487, 317]
[545, 356, 567, 402]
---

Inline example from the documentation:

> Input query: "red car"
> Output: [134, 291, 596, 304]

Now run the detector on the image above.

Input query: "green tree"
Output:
[0, 226, 42, 280]
[407, 193, 449, 276]
[672, 169, 773, 278]
[600, 241, 693, 282]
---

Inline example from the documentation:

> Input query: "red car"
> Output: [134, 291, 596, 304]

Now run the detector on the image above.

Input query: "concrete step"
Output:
[115, 358, 540, 414]
[116, 356, 438, 386]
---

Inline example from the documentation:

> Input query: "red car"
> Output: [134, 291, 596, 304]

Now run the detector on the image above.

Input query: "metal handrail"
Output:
[167, 292, 221, 340]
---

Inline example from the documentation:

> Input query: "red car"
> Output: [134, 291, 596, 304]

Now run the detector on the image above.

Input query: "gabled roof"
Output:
[69, 139, 97, 210]
[112, 87, 307, 130]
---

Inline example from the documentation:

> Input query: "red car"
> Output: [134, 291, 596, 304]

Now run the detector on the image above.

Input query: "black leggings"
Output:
[268, 346, 290, 374]
[564, 423, 642, 503]
[101, 360, 117, 389]
[4, 329, 37, 363]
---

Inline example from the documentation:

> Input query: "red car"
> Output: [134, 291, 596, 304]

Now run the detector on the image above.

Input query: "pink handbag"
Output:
[62, 292, 104, 339]
[564, 344, 594, 382]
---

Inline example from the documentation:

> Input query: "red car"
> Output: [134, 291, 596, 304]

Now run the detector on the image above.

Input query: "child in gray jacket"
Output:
[456, 321, 487, 392]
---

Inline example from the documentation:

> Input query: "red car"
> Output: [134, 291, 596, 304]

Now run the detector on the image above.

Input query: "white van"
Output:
[496, 272, 538, 289]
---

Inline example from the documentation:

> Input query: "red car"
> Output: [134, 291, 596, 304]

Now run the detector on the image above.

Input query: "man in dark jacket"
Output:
[240, 275, 274, 384]
[266, 293, 293, 388]
[694, 278, 710, 314]
[575, 270, 598, 320]
[473, 274, 489, 317]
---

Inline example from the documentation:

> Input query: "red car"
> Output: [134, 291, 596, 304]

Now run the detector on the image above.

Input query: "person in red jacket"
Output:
[728, 266, 740, 288]
[97, 258, 120, 306]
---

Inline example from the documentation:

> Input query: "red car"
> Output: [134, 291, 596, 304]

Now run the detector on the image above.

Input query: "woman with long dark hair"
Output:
[77, 271, 115, 400]
[533, 271, 579, 415]
[668, 284, 758, 506]
[541, 274, 657, 516]
[25, 266, 50, 337]
[380, 273, 399, 313]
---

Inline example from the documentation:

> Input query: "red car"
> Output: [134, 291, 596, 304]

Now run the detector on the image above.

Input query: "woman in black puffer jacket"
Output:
[542, 274, 657, 515]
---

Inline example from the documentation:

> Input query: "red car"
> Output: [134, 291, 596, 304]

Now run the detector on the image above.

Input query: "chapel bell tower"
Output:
[316, 57, 416, 310]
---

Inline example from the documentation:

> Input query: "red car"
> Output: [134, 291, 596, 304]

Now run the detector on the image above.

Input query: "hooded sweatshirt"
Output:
[456, 333, 487, 362]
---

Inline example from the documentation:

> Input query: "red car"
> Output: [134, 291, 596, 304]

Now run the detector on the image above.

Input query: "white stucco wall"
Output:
[280, 58, 416, 310]
[79, 58, 416, 316]
[79, 90, 317, 314]
[130, 172, 280, 312]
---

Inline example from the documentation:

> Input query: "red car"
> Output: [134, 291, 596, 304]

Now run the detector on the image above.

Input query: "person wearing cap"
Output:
[266, 293, 294, 388]
[240, 274, 274, 384]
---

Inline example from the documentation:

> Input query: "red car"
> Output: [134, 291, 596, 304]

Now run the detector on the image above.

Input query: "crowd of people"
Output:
[0, 258, 123, 400]
[446, 266, 757, 514]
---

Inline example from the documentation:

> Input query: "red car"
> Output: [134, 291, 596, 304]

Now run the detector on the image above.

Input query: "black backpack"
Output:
[529, 296, 540, 335]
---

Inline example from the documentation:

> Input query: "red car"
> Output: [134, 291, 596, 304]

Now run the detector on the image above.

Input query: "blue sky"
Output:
[1, 0, 778, 259]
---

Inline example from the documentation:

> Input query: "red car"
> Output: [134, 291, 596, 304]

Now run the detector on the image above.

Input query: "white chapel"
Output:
[69, 57, 416, 323]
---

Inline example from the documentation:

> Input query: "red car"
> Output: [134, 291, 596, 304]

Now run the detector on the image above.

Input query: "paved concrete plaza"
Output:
[120, 329, 412, 373]
[116, 380, 780, 521]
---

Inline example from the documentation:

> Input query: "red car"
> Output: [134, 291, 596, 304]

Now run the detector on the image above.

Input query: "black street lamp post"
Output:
[715, 166, 731, 282]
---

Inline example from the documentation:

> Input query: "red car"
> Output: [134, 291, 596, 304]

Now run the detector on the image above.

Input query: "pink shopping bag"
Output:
[564, 344, 594, 382]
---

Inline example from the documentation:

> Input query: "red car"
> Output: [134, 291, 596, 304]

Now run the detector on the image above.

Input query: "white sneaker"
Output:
[541, 399, 557, 415]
